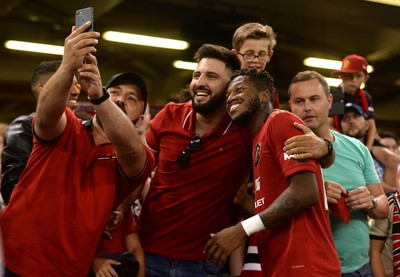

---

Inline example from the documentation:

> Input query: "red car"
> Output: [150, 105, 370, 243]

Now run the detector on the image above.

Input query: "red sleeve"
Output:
[123, 210, 137, 235]
[267, 111, 320, 178]
[115, 146, 155, 206]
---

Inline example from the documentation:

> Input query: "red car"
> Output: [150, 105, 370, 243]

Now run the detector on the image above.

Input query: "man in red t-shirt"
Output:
[204, 69, 341, 276]
[0, 22, 154, 277]
[137, 44, 253, 276]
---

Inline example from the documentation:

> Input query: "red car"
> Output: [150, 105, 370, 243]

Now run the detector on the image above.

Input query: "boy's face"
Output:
[340, 72, 369, 94]
[234, 38, 272, 72]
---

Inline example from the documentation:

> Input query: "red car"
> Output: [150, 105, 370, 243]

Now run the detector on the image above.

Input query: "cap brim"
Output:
[331, 69, 367, 77]
[105, 72, 148, 114]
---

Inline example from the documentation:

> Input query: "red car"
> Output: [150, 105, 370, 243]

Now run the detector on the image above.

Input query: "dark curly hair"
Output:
[230, 68, 274, 100]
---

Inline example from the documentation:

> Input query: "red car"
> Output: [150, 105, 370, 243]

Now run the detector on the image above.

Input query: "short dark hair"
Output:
[30, 60, 62, 96]
[230, 68, 274, 100]
[194, 44, 241, 73]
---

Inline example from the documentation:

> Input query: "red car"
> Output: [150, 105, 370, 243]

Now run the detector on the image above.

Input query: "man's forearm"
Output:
[259, 172, 319, 228]
[367, 194, 389, 220]
[320, 148, 335, 168]
[94, 98, 146, 177]
[35, 66, 73, 128]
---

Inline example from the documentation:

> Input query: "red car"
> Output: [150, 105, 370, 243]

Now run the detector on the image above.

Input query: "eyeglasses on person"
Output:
[176, 134, 203, 166]
[238, 52, 271, 62]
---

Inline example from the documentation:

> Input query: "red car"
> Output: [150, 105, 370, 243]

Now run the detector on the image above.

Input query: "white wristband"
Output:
[241, 214, 266, 236]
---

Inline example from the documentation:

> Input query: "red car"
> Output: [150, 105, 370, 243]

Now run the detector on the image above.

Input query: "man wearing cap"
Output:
[341, 102, 399, 194]
[329, 54, 376, 151]
[0, 23, 154, 277]
[286, 70, 388, 276]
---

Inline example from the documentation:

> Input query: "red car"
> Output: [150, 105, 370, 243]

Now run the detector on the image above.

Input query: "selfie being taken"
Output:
[0, 1, 399, 276]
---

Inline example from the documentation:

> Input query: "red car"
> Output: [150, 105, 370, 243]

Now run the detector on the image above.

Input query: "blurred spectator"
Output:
[341, 103, 399, 194]
[329, 54, 376, 151]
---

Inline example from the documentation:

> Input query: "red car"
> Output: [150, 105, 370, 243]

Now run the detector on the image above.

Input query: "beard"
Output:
[232, 97, 261, 126]
[343, 128, 365, 140]
[191, 89, 227, 115]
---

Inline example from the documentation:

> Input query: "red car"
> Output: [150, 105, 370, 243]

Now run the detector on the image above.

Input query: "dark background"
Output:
[1, 0, 399, 135]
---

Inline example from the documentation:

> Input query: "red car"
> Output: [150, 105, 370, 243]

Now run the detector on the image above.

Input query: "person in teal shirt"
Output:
[286, 70, 389, 276]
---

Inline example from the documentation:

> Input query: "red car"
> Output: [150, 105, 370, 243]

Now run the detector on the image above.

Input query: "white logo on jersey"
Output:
[255, 197, 265, 208]
[284, 152, 296, 160]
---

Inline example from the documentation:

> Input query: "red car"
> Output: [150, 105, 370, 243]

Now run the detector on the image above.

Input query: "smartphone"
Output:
[75, 7, 94, 32]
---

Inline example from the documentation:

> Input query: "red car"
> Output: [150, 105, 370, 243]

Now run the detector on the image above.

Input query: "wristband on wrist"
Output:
[241, 214, 266, 236]
[88, 87, 110, 105]
[322, 139, 333, 158]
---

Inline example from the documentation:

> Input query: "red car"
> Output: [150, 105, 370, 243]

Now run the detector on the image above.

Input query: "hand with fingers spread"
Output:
[325, 181, 347, 204]
[284, 122, 328, 160]
[91, 257, 121, 277]
[203, 224, 247, 268]
[63, 22, 103, 101]
[63, 21, 100, 73]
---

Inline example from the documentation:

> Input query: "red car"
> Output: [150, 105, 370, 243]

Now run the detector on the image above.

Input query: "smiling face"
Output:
[189, 58, 232, 115]
[234, 38, 272, 72]
[289, 79, 332, 133]
[226, 75, 261, 126]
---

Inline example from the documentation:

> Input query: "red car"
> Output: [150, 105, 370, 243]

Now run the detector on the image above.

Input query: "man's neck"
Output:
[195, 105, 227, 136]
[246, 107, 271, 137]
[313, 123, 333, 141]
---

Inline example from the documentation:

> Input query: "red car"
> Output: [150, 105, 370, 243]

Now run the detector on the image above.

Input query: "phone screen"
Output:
[75, 7, 94, 32]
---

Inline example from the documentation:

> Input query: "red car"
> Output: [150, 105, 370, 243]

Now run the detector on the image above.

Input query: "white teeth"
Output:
[195, 90, 209, 96]
[230, 104, 239, 112]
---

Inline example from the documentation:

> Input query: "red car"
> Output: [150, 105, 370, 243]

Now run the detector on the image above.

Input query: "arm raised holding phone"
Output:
[34, 21, 99, 140]
[0, 17, 154, 276]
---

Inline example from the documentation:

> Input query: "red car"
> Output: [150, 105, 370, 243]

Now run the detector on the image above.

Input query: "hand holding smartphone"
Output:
[75, 7, 94, 32]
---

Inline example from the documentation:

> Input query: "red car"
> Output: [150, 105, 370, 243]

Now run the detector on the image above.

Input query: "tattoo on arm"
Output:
[259, 171, 318, 228]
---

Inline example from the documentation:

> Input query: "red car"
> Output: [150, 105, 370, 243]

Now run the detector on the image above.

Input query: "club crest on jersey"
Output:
[254, 143, 261, 167]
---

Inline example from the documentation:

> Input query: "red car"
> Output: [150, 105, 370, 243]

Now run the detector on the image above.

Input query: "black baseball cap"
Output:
[105, 72, 148, 114]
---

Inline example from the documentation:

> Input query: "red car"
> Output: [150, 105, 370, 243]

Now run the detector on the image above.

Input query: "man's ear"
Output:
[260, 90, 270, 104]
[34, 83, 44, 99]
[134, 115, 145, 129]
[327, 93, 333, 110]
[231, 49, 238, 55]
